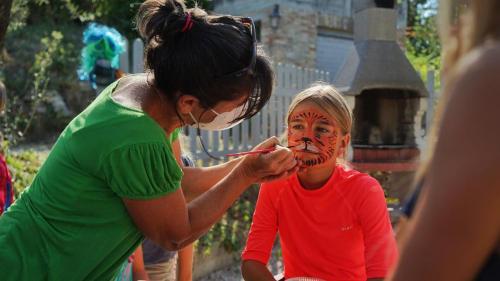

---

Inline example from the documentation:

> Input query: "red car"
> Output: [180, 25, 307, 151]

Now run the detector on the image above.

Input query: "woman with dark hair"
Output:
[0, 1, 298, 280]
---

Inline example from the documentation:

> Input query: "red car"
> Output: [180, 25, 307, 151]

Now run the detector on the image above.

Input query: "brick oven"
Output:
[334, 0, 428, 172]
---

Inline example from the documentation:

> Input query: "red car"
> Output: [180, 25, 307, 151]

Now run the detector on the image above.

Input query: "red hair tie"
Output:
[181, 13, 193, 32]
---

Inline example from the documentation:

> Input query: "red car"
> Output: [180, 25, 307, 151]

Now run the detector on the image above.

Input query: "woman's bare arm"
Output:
[241, 260, 276, 281]
[180, 160, 242, 201]
[124, 138, 298, 251]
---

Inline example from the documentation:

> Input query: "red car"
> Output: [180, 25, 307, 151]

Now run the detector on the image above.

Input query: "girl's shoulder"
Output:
[260, 177, 292, 192]
[335, 165, 382, 195]
[259, 176, 296, 202]
[336, 164, 376, 184]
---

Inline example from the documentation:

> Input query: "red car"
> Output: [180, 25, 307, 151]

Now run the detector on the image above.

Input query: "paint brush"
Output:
[225, 147, 276, 157]
[226, 145, 297, 157]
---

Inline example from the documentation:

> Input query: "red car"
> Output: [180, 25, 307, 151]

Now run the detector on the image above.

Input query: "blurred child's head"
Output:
[286, 83, 352, 168]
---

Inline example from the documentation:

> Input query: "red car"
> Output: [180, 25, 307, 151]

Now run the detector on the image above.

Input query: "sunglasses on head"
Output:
[219, 17, 257, 78]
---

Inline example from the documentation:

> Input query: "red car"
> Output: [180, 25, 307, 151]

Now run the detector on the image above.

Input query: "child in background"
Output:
[241, 84, 397, 281]
[0, 81, 14, 215]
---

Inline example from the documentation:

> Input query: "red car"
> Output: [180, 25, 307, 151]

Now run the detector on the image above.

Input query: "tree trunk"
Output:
[0, 0, 14, 54]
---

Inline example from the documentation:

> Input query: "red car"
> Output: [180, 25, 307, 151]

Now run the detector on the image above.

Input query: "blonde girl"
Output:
[241, 84, 397, 281]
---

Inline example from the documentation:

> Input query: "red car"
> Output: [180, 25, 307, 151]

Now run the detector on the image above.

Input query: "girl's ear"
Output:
[339, 133, 351, 158]
[342, 134, 351, 148]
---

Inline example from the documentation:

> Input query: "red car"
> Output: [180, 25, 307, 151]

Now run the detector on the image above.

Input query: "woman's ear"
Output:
[176, 94, 199, 115]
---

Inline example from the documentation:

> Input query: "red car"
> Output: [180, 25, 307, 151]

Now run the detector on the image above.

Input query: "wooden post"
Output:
[232, 124, 241, 152]
[119, 38, 129, 73]
[132, 38, 144, 74]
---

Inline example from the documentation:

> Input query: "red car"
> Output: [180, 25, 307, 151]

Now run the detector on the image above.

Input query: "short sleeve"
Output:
[241, 182, 279, 265]
[355, 176, 398, 278]
[102, 142, 183, 199]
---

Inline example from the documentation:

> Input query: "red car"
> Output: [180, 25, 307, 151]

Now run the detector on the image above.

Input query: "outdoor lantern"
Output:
[270, 4, 281, 30]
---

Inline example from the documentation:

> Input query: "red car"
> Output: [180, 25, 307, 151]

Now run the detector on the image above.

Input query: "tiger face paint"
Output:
[287, 104, 340, 167]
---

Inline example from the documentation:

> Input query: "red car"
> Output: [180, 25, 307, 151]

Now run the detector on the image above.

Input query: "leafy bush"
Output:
[2, 142, 47, 197]
[1, 22, 89, 143]
[196, 184, 259, 255]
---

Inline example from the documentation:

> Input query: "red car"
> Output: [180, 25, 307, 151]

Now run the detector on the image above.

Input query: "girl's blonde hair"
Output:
[287, 83, 352, 135]
[286, 83, 352, 159]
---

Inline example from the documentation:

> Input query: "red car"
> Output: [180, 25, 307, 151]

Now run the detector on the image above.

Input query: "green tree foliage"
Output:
[1, 30, 73, 143]
[1, 0, 214, 143]
[405, 0, 441, 87]
[27, 0, 142, 38]
[25, 0, 213, 39]
[7, 0, 30, 33]
[0, 0, 14, 53]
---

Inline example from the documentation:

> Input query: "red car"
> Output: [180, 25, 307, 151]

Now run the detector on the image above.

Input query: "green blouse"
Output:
[0, 79, 182, 280]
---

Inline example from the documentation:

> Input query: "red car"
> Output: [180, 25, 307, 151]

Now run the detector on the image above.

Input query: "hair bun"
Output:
[160, 0, 185, 15]
[136, 0, 187, 43]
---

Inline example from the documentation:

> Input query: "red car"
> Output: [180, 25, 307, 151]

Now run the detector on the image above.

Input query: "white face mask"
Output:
[188, 104, 246, 131]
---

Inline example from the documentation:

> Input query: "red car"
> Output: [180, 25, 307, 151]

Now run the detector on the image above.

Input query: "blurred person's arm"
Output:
[132, 245, 149, 281]
[172, 139, 194, 281]
[388, 48, 500, 281]
[241, 260, 275, 281]
[171, 138, 182, 165]
[177, 244, 194, 281]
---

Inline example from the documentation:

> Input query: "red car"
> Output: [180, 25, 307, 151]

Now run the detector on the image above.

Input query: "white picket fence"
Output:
[119, 38, 332, 165]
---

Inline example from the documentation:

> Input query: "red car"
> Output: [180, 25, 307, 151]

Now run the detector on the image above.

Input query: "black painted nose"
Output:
[300, 137, 312, 150]
[301, 137, 312, 143]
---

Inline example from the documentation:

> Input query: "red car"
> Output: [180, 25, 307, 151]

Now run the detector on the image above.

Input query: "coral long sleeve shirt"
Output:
[242, 165, 398, 281]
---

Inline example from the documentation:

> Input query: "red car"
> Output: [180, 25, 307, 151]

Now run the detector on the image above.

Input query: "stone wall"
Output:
[214, 0, 353, 68]
[213, 0, 407, 69]
[265, 5, 317, 67]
